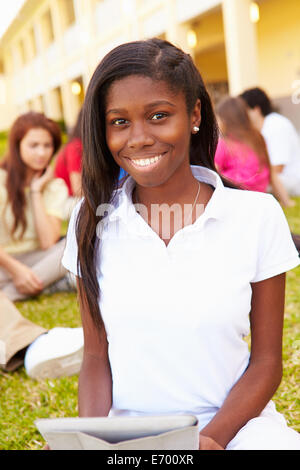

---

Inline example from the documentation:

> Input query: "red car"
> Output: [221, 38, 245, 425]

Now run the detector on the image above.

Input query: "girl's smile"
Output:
[124, 151, 166, 171]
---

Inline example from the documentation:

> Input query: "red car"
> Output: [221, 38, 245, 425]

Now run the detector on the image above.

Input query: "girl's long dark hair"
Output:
[0, 112, 61, 238]
[77, 38, 236, 330]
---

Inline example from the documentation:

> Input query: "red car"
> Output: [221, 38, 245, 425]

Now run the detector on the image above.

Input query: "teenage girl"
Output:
[0, 111, 68, 301]
[62, 39, 300, 450]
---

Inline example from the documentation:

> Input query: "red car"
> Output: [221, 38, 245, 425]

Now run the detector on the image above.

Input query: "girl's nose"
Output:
[127, 123, 154, 149]
[37, 146, 47, 156]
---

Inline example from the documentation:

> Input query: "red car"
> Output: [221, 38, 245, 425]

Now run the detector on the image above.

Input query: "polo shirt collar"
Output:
[191, 165, 225, 223]
[108, 165, 226, 224]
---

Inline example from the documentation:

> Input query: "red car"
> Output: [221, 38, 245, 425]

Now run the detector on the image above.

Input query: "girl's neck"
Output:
[132, 166, 214, 246]
[133, 166, 199, 207]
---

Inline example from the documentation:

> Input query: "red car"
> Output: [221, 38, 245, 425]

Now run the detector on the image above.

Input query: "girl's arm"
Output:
[77, 279, 112, 416]
[270, 167, 295, 208]
[30, 167, 62, 250]
[199, 273, 285, 449]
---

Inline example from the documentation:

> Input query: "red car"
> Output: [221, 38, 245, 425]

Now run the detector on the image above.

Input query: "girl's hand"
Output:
[11, 262, 43, 295]
[199, 434, 224, 450]
[285, 199, 296, 208]
[30, 166, 54, 193]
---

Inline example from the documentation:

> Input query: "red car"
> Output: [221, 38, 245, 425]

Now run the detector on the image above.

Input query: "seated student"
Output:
[61, 38, 300, 450]
[0, 111, 72, 301]
[215, 96, 270, 192]
[240, 87, 300, 202]
[215, 96, 291, 205]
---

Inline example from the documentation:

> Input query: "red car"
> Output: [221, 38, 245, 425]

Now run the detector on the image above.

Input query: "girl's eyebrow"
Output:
[145, 100, 176, 109]
[106, 100, 176, 116]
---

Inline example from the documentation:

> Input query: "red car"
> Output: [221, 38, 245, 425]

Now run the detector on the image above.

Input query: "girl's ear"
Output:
[191, 99, 201, 133]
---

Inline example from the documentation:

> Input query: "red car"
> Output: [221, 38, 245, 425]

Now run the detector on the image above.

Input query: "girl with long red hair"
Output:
[0, 111, 69, 301]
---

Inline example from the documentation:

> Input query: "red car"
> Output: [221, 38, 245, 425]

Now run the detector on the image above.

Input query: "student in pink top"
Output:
[215, 96, 270, 192]
[215, 97, 289, 205]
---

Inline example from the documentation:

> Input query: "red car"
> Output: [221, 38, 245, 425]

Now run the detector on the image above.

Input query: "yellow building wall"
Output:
[193, 8, 228, 91]
[193, 7, 225, 54]
[195, 46, 228, 84]
[257, 0, 300, 98]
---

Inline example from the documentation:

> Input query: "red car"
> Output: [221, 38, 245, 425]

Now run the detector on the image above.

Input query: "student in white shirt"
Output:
[62, 39, 300, 450]
[240, 87, 300, 202]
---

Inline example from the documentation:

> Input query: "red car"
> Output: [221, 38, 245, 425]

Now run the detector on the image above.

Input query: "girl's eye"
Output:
[112, 118, 128, 126]
[151, 112, 167, 121]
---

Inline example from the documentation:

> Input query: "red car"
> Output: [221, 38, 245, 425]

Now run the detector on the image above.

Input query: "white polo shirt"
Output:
[62, 166, 299, 427]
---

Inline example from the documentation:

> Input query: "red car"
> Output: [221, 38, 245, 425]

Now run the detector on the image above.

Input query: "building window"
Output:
[38, 95, 44, 113]
[22, 27, 37, 64]
[51, 86, 64, 121]
[19, 39, 26, 66]
[41, 9, 55, 48]
[28, 27, 37, 60]
[3, 52, 13, 75]
[59, 0, 76, 30]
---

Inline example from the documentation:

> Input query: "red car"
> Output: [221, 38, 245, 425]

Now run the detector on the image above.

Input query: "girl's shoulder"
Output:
[223, 186, 283, 221]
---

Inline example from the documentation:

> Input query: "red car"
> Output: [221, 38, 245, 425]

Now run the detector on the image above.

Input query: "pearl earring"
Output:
[192, 126, 199, 133]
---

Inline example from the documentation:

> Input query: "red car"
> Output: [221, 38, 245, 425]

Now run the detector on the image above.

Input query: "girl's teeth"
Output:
[133, 155, 162, 166]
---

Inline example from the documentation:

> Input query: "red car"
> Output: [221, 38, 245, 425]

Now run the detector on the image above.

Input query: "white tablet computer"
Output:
[35, 414, 199, 450]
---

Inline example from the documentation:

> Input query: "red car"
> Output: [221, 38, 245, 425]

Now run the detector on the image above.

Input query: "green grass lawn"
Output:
[0, 199, 299, 450]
